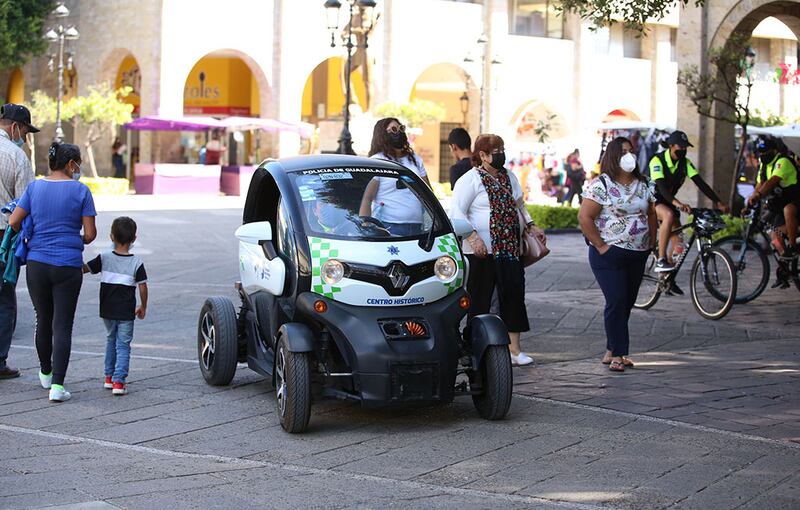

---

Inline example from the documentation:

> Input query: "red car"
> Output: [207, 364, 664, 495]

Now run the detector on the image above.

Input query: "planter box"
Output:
[134, 163, 221, 195]
[220, 165, 257, 196]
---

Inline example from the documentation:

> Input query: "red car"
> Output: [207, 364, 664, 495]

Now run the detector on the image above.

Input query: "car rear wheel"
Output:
[472, 345, 513, 420]
[275, 336, 311, 433]
[197, 297, 238, 386]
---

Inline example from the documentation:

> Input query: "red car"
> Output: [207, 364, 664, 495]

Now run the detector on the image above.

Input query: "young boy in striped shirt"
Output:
[84, 217, 148, 395]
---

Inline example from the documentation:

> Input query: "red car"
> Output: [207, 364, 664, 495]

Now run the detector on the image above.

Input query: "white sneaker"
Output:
[49, 386, 71, 402]
[511, 352, 535, 366]
[39, 371, 52, 389]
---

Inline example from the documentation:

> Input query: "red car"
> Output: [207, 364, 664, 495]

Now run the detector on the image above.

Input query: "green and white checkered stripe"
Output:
[436, 234, 464, 294]
[309, 237, 342, 299]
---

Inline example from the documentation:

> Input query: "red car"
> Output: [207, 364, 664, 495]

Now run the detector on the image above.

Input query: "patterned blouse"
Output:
[581, 175, 655, 251]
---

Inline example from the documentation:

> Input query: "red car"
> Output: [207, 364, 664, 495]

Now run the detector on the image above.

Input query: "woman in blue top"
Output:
[9, 142, 97, 402]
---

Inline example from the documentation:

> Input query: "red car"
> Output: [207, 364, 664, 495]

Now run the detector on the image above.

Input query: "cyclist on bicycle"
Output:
[746, 136, 799, 286]
[649, 130, 729, 274]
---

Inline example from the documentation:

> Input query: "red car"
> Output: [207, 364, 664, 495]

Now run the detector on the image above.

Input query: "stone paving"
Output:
[1, 209, 799, 509]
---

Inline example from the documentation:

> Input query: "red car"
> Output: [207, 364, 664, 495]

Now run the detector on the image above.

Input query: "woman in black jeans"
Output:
[9, 142, 97, 401]
[578, 137, 657, 372]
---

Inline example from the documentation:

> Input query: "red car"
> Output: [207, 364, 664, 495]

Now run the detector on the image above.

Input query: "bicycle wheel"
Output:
[690, 247, 737, 320]
[713, 235, 769, 303]
[634, 252, 662, 309]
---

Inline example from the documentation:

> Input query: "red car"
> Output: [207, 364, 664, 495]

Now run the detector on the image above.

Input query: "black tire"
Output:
[197, 297, 238, 386]
[472, 345, 513, 420]
[690, 247, 737, 320]
[634, 253, 662, 310]
[274, 335, 311, 433]
[713, 235, 769, 304]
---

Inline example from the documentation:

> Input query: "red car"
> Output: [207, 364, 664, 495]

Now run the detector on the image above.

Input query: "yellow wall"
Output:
[184, 56, 258, 116]
[6, 68, 24, 104]
[301, 57, 367, 122]
[115, 55, 141, 113]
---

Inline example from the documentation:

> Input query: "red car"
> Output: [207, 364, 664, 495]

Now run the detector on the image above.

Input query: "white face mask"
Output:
[620, 153, 637, 173]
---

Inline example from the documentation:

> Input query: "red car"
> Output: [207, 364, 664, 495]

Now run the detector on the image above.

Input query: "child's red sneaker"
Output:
[104, 376, 113, 389]
[112, 382, 128, 396]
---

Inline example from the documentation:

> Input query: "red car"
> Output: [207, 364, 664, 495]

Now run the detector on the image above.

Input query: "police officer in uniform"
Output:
[649, 130, 729, 275]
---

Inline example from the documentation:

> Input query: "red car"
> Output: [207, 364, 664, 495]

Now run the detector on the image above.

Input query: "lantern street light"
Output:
[44, 3, 79, 142]
[459, 91, 469, 127]
[324, 0, 377, 155]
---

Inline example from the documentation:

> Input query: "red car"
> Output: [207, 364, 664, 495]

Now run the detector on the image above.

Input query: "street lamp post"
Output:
[463, 35, 500, 133]
[44, 3, 79, 142]
[324, 0, 376, 155]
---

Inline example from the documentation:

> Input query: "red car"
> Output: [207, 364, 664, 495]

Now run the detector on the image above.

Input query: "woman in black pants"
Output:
[9, 142, 97, 401]
[578, 137, 657, 372]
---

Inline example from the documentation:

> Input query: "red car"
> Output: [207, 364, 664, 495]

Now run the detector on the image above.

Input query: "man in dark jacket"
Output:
[447, 128, 472, 189]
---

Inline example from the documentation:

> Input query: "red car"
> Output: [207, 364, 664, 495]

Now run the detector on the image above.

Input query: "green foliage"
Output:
[374, 99, 446, 128]
[526, 204, 579, 230]
[63, 84, 135, 136]
[28, 88, 57, 126]
[559, 0, 700, 31]
[749, 109, 788, 127]
[78, 177, 129, 196]
[0, 0, 55, 70]
[532, 112, 559, 145]
[430, 181, 452, 200]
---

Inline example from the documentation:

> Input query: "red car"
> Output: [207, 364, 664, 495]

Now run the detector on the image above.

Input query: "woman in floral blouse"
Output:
[451, 134, 545, 366]
[578, 137, 657, 373]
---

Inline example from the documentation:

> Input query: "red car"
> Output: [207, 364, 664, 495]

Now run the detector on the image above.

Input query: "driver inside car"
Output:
[311, 200, 360, 237]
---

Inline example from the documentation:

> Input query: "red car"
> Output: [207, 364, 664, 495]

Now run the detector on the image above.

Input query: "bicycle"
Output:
[635, 208, 737, 320]
[712, 200, 800, 302]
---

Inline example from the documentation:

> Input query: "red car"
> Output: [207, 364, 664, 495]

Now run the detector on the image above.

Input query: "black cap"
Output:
[0, 103, 40, 133]
[756, 135, 778, 153]
[667, 130, 693, 148]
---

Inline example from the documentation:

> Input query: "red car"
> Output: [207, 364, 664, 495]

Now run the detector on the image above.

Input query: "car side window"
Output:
[276, 198, 298, 269]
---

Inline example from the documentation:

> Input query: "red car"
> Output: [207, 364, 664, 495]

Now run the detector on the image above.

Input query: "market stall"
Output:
[124, 115, 313, 195]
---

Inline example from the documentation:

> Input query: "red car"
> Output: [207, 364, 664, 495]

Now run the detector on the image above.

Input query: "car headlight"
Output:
[321, 259, 344, 284]
[434, 256, 457, 281]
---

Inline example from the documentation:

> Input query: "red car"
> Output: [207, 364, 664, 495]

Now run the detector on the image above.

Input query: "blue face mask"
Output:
[71, 162, 81, 181]
[11, 125, 25, 148]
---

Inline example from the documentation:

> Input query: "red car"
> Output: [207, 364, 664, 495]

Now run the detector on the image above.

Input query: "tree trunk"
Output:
[729, 127, 747, 213]
[84, 125, 100, 179]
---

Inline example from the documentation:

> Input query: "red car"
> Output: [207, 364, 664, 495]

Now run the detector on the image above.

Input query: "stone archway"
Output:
[703, 1, 800, 205]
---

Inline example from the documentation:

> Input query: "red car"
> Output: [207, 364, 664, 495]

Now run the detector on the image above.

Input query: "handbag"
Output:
[518, 208, 549, 267]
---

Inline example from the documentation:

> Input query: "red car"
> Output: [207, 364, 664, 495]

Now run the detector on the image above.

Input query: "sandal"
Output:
[602, 357, 634, 367]
[608, 360, 625, 372]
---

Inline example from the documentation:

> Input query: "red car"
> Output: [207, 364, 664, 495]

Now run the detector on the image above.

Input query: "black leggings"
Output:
[26, 261, 83, 386]
[466, 254, 530, 333]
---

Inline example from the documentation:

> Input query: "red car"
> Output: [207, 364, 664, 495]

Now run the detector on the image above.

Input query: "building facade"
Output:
[1, 0, 798, 203]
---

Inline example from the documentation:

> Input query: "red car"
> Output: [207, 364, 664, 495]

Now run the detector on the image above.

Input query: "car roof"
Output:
[265, 154, 410, 174]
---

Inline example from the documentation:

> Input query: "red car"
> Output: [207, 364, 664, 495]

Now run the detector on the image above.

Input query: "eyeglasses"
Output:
[386, 124, 406, 134]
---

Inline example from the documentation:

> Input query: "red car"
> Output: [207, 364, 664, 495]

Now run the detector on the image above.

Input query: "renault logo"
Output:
[387, 262, 409, 290]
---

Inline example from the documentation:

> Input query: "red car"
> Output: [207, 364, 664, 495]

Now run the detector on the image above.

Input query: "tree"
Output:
[677, 32, 755, 209]
[532, 112, 559, 145]
[0, 0, 56, 71]
[374, 99, 446, 128]
[29, 84, 134, 178]
[559, 0, 701, 31]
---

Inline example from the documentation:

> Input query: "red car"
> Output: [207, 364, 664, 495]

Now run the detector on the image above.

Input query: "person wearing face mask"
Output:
[747, 136, 799, 285]
[8, 142, 97, 402]
[649, 130, 729, 274]
[0, 103, 37, 380]
[361, 118, 431, 236]
[579, 137, 657, 372]
[451, 134, 545, 366]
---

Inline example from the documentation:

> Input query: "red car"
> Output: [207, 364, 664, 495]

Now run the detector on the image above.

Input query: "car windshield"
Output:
[289, 166, 448, 241]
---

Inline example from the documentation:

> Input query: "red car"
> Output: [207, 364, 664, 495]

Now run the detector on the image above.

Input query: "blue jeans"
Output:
[0, 279, 15, 369]
[104, 319, 134, 383]
[588, 245, 649, 357]
[384, 222, 423, 237]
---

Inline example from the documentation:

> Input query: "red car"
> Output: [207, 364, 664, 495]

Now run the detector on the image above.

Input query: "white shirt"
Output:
[0, 130, 34, 230]
[369, 152, 427, 224]
[450, 167, 532, 255]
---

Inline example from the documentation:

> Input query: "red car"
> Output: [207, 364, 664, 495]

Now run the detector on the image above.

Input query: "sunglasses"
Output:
[386, 124, 406, 134]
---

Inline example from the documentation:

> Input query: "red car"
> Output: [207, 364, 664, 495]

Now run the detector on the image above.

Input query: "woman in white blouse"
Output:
[360, 118, 431, 236]
[578, 136, 657, 373]
[451, 134, 545, 366]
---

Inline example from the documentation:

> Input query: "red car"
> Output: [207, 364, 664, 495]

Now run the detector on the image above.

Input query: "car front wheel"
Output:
[274, 335, 311, 433]
[472, 345, 513, 420]
[197, 297, 238, 386]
